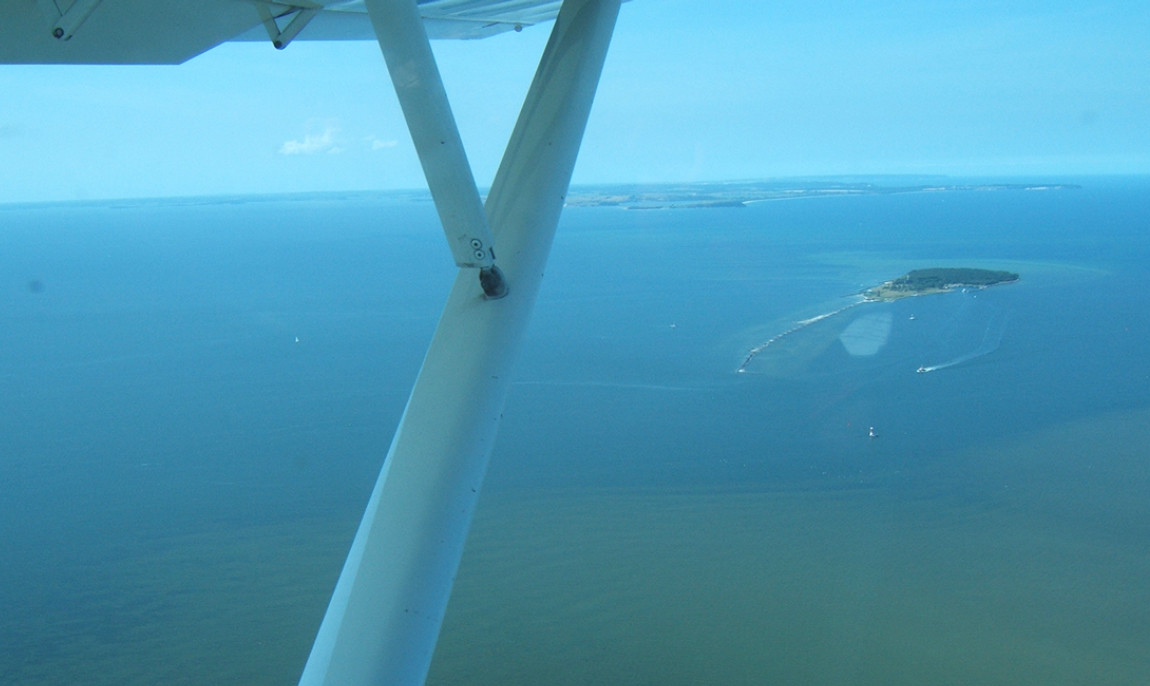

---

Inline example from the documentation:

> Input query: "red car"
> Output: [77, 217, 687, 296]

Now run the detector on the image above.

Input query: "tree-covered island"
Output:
[863, 268, 1019, 301]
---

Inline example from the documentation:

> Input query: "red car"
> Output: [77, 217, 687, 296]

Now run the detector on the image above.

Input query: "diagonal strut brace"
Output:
[255, 2, 321, 51]
[297, 1, 622, 684]
[366, 0, 507, 298]
[37, 0, 103, 41]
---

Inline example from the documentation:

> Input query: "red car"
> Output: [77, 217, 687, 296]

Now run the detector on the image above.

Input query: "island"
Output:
[863, 268, 1019, 301]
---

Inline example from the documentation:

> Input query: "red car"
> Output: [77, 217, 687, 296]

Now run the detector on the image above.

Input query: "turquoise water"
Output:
[1, 180, 1148, 684]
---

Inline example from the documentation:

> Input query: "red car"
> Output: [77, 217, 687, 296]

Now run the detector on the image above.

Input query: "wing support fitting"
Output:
[365, 0, 508, 297]
[297, 1, 621, 684]
[254, 2, 320, 50]
[37, 0, 103, 41]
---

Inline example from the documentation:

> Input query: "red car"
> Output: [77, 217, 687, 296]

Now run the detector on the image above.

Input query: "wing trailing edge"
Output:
[0, 0, 564, 65]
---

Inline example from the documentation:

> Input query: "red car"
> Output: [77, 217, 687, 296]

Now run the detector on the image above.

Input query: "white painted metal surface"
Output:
[366, 0, 498, 271]
[0, 0, 568, 64]
[297, 0, 621, 683]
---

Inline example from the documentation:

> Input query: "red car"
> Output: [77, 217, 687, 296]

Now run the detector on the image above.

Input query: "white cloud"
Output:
[279, 123, 341, 155]
[367, 135, 399, 150]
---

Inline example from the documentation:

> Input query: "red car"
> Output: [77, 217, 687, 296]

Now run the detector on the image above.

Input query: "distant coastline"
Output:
[564, 180, 1079, 210]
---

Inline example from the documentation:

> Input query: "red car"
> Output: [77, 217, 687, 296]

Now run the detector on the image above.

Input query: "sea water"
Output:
[1, 179, 1147, 684]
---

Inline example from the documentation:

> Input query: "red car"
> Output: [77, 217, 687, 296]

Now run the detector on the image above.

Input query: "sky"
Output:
[1, 0, 1148, 203]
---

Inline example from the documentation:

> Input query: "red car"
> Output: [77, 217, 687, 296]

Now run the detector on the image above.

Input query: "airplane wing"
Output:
[0, 0, 564, 65]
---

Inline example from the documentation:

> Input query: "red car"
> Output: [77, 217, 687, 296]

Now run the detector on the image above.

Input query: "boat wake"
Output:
[916, 309, 1008, 373]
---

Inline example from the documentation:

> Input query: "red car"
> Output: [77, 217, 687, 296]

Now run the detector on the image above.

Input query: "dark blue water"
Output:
[1, 180, 1147, 684]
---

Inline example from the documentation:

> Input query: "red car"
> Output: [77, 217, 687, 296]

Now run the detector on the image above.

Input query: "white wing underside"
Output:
[0, 0, 564, 65]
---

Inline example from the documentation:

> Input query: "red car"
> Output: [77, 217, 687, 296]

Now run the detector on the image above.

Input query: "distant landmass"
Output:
[563, 180, 1079, 210]
[863, 268, 1020, 301]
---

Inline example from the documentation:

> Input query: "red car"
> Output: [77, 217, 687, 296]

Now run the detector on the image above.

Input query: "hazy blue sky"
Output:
[2, 0, 1148, 202]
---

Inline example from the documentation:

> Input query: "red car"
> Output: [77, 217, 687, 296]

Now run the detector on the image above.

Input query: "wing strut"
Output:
[38, 0, 104, 41]
[297, 0, 621, 684]
[255, 3, 321, 51]
[366, 0, 507, 297]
